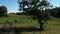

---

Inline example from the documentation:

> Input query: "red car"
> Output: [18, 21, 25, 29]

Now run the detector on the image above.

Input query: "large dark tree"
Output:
[18, 0, 52, 31]
[0, 6, 7, 17]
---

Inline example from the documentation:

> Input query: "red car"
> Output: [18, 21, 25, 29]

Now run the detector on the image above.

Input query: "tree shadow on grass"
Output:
[0, 27, 44, 34]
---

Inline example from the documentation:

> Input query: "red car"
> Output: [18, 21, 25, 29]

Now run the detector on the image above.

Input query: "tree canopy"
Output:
[50, 7, 60, 18]
[0, 6, 7, 17]
[18, 0, 52, 31]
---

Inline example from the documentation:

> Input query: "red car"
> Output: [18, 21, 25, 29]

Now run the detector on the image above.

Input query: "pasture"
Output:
[0, 15, 60, 34]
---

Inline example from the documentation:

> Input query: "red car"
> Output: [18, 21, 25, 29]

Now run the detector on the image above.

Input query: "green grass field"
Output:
[0, 15, 60, 24]
[0, 15, 60, 34]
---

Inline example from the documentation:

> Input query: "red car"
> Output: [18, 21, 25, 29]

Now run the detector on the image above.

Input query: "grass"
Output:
[0, 15, 60, 24]
[47, 16, 60, 25]
[0, 14, 60, 34]
[0, 15, 33, 23]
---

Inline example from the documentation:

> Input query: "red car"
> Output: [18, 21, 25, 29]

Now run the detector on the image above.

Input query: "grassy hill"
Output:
[0, 14, 60, 24]
[0, 14, 60, 34]
[48, 16, 60, 24]
[0, 14, 33, 23]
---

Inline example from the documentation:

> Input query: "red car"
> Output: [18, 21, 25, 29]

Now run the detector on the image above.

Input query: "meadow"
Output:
[0, 14, 60, 34]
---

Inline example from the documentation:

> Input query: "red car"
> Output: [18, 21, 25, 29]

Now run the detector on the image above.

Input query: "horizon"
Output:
[0, 0, 60, 13]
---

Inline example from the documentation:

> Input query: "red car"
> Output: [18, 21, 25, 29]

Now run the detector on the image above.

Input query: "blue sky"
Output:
[0, 0, 60, 13]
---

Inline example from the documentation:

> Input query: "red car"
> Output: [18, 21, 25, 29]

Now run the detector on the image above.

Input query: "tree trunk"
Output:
[40, 22, 44, 31]
[38, 20, 44, 31]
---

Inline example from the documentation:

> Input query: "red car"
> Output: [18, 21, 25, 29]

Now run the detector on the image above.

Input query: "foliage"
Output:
[18, 0, 52, 30]
[50, 7, 60, 18]
[0, 6, 8, 17]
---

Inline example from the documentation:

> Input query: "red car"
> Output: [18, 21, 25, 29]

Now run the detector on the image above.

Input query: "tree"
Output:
[18, 0, 52, 31]
[50, 7, 60, 18]
[0, 6, 7, 17]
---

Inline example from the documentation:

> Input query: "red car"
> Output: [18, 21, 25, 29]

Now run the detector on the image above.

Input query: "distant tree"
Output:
[0, 6, 7, 17]
[50, 7, 60, 18]
[18, 0, 52, 31]
[16, 12, 23, 15]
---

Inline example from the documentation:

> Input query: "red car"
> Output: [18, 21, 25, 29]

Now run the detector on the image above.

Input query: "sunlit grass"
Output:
[0, 15, 60, 34]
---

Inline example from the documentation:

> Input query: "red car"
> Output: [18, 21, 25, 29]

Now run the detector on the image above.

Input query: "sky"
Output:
[0, 0, 60, 13]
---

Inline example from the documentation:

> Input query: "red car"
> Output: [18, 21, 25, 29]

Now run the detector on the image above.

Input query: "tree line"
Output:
[50, 7, 60, 18]
[0, 5, 60, 18]
[16, 7, 60, 18]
